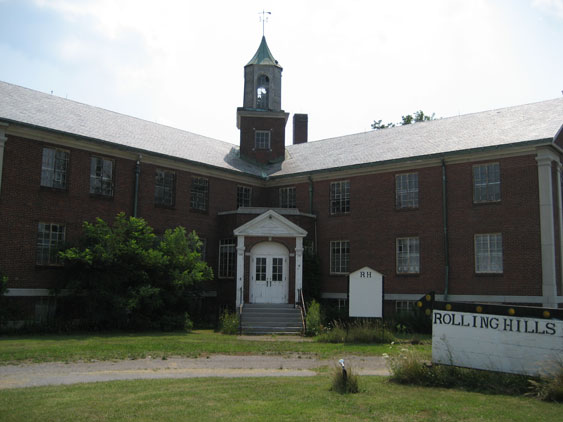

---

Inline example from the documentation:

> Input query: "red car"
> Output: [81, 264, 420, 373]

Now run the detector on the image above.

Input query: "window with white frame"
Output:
[36, 223, 65, 265]
[237, 186, 252, 208]
[255, 257, 267, 281]
[190, 177, 209, 211]
[41, 147, 69, 189]
[255, 130, 271, 150]
[279, 186, 296, 208]
[395, 300, 415, 314]
[395, 173, 419, 209]
[90, 156, 114, 196]
[473, 163, 500, 203]
[396, 237, 420, 274]
[154, 169, 175, 207]
[330, 180, 350, 214]
[272, 257, 283, 281]
[475, 233, 503, 273]
[330, 240, 350, 274]
[218, 238, 235, 278]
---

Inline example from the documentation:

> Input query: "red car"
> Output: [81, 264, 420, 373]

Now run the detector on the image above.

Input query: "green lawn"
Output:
[1, 376, 559, 422]
[0, 330, 431, 363]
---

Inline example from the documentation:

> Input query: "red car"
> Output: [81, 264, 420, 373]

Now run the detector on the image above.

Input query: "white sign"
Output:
[432, 310, 563, 376]
[349, 266, 383, 318]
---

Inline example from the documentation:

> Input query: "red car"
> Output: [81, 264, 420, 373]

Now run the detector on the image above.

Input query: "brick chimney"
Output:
[293, 114, 308, 144]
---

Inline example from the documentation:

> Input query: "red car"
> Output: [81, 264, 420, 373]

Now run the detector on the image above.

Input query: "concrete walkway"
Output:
[0, 354, 389, 389]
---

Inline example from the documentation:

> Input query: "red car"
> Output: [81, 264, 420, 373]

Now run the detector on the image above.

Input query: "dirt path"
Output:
[0, 355, 389, 389]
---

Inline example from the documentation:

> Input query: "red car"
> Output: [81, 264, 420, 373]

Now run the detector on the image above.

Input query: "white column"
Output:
[536, 150, 558, 308]
[295, 237, 304, 304]
[235, 236, 245, 308]
[0, 126, 7, 195]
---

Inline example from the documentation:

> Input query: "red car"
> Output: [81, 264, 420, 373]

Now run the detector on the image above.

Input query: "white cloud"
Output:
[533, 0, 563, 19]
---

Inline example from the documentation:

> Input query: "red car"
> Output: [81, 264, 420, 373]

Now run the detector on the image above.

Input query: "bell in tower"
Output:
[237, 36, 289, 165]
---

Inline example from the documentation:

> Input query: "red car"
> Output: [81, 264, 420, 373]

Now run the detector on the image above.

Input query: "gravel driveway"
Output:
[0, 354, 389, 389]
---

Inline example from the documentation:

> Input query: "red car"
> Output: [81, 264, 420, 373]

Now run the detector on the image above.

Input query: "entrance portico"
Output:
[233, 210, 307, 307]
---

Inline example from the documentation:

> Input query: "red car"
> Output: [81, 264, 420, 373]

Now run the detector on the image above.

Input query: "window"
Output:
[237, 186, 252, 208]
[256, 75, 269, 109]
[475, 233, 503, 273]
[218, 238, 235, 278]
[41, 147, 69, 189]
[191, 177, 209, 211]
[36, 223, 65, 265]
[154, 169, 175, 207]
[255, 130, 271, 150]
[395, 300, 415, 314]
[396, 237, 420, 274]
[330, 181, 350, 214]
[330, 240, 350, 274]
[473, 163, 500, 203]
[255, 257, 267, 281]
[396, 173, 419, 209]
[272, 257, 284, 281]
[90, 156, 114, 196]
[279, 187, 296, 208]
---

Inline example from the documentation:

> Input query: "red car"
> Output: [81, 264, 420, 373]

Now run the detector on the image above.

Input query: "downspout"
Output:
[0, 124, 8, 195]
[442, 159, 450, 301]
[308, 175, 314, 214]
[133, 155, 141, 217]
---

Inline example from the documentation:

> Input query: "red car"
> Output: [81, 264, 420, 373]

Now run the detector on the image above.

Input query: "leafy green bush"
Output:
[58, 213, 213, 331]
[305, 299, 322, 336]
[528, 360, 563, 402]
[184, 312, 194, 333]
[391, 308, 432, 334]
[318, 319, 394, 344]
[388, 351, 530, 396]
[219, 309, 239, 335]
[331, 364, 359, 394]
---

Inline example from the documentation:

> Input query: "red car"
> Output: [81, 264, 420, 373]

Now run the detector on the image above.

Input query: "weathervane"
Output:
[259, 10, 271, 36]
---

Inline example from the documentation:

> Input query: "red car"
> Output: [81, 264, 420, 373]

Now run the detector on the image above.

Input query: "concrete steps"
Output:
[240, 303, 303, 335]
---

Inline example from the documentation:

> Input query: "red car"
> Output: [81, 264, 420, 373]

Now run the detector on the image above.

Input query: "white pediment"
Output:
[234, 210, 307, 238]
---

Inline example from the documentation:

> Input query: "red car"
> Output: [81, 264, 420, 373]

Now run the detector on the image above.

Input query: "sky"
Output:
[0, 0, 562, 145]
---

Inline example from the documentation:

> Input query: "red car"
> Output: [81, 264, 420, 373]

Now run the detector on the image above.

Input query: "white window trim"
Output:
[255, 130, 271, 150]
[330, 240, 350, 275]
[396, 237, 420, 274]
[330, 180, 350, 215]
[473, 163, 501, 204]
[395, 172, 419, 209]
[474, 233, 503, 274]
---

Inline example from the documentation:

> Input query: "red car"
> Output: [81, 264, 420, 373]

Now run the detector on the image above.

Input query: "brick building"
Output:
[1, 37, 563, 323]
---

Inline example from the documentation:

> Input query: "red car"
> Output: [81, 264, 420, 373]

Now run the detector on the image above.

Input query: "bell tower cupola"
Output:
[237, 36, 289, 165]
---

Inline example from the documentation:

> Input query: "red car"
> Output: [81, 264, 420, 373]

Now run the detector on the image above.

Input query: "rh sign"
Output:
[348, 266, 383, 318]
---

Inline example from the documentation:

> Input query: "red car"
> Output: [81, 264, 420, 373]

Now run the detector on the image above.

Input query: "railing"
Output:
[238, 287, 244, 335]
[297, 288, 307, 335]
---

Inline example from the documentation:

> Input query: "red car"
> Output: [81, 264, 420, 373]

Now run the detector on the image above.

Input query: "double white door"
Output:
[250, 253, 289, 304]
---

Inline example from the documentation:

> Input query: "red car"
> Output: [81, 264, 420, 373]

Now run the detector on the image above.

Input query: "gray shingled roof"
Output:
[1, 80, 562, 180]
[0, 81, 261, 176]
[277, 98, 563, 177]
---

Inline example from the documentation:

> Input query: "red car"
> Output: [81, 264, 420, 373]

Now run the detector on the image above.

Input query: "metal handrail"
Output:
[298, 288, 307, 335]
[238, 287, 243, 335]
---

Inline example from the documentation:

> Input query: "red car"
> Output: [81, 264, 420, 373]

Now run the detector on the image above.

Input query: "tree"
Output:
[372, 110, 436, 130]
[58, 213, 213, 330]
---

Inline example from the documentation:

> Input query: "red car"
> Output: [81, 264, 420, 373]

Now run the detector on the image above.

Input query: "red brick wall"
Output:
[239, 115, 286, 164]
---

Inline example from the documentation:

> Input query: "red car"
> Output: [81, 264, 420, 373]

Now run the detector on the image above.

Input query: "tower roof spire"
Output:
[246, 36, 281, 68]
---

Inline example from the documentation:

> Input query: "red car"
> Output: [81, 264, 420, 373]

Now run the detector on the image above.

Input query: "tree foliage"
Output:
[59, 213, 213, 330]
[372, 110, 436, 130]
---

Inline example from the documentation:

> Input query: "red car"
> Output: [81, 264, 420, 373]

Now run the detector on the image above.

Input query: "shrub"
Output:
[528, 360, 563, 402]
[318, 319, 395, 344]
[331, 364, 359, 394]
[391, 308, 432, 334]
[184, 312, 194, 333]
[388, 351, 530, 396]
[219, 309, 239, 335]
[305, 299, 322, 336]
